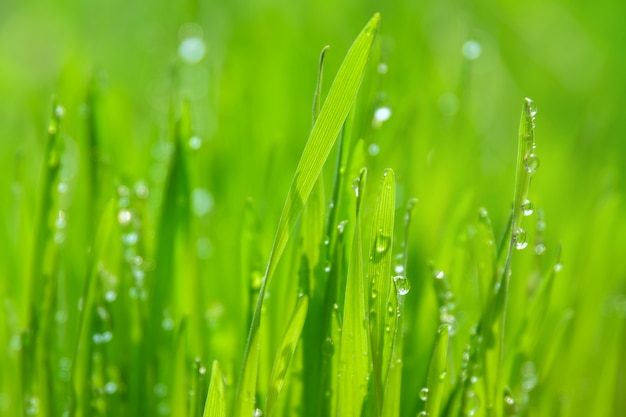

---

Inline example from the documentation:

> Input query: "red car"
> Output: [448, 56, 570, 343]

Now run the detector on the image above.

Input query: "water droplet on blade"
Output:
[512, 227, 528, 250]
[523, 153, 540, 173]
[393, 275, 410, 295]
[419, 387, 429, 401]
[521, 199, 534, 216]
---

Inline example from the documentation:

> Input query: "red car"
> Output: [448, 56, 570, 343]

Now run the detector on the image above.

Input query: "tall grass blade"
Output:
[336, 168, 368, 417]
[266, 295, 309, 417]
[235, 14, 380, 417]
[204, 361, 226, 417]
[423, 325, 450, 417]
[382, 198, 416, 417]
[366, 168, 395, 413]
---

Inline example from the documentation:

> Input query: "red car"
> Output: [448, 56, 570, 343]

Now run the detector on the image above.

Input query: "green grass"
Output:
[1, 1, 626, 417]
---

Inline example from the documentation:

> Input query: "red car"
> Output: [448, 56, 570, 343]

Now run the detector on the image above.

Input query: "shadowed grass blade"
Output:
[266, 295, 309, 417]
[336, 168, 368, 417]
[366, 168, 395, 414]
[235, 13, 380, 417]
[203, 361, 226, 417]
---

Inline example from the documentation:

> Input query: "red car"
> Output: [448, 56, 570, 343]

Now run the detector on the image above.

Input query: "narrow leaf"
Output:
[424, 325, 450, 417]
[366, 168, 395, 413]
[266, 295, 309, 417]
[204, 361, 226, 417]
[337, 168, 368, 417]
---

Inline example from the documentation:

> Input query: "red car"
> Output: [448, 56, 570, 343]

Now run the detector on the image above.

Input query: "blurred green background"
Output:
[1, 0, 624, 415]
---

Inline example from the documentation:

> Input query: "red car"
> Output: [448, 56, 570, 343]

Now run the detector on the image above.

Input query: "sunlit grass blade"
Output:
[476, 98, 540, 416]
[366, 168, 395, 413]
[382, 198, 416, 417]
[266, 295, 309, 417]
[235, 14, 380, 417]
[336, 168, 368, 417]
[204, 361, 226, 417]
[422, 325, 450, 417]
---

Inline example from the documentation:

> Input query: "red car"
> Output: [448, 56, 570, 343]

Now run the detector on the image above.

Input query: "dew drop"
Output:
[373, 107, 392, 123]
[134, 180, 150, 199]
[521, 199, 534, 216]
[368, 143, 380, 156]
[48, 124, 58, 135]
[55, 105, 66, 119]
[418, 412, 428, 417]
[462, 40, 482, 60]
[188, 136, 202, 150]
[419, 387, 429, 401]
[192, 188, 215, 216]
[104, 381, 118, 394]
[118, 209, 132, 226]
[527, 99, 538, 117]
[534, 243, 546, 255]
[122, 232, 139, 246]
[523, 153, 540, 173]
[374, 230, 391, 254]
[105, 290, 117, 303]
[179, 37, 206, 64]
[512, 227, 528, 250]
[553, 263, 563, 273]
[162, 317, 175, 331]
[377, 62, 388, 74]
[393, 275, 410, 295]
[337, 220, 348, 234]
[324, 262, 332, 273]
[352, 177, 361, 197]
[198, 366, 207, 375]
[253, 408, 263, 417]
[58, 182, 68, 194]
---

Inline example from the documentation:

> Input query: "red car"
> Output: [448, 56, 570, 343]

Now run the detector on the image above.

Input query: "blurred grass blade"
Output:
[366, 168, 395, 413]
[204, 361, 226, 417]
[266, 295, 309, 417]
[337, 168, 368, 417]
[69, 201, 116, 417]
[235, 14, 380, 417]
[423, 325, 450, 417]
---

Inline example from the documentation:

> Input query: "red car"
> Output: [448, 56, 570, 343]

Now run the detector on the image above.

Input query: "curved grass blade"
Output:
[423, 325, 450, 417]
[235, 14, 380, 417]
[204, 361, 226, 417]
[366, 168, 395, 414]
[336, 168, 368, 417]
[266, 295, 309, 417]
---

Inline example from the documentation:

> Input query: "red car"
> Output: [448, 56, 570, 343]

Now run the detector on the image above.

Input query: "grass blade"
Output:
[235, 14, 380, 417]
[266, 295, 309, 417]
[423, 325, 450, 417]
[204, 361, 226, 417]
[382, 198, 417, 417]
[336, 168, 368, 417]
[366, 168, 395, 414]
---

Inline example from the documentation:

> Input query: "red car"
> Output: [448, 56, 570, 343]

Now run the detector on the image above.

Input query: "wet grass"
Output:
[1, 2, 625, 417]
